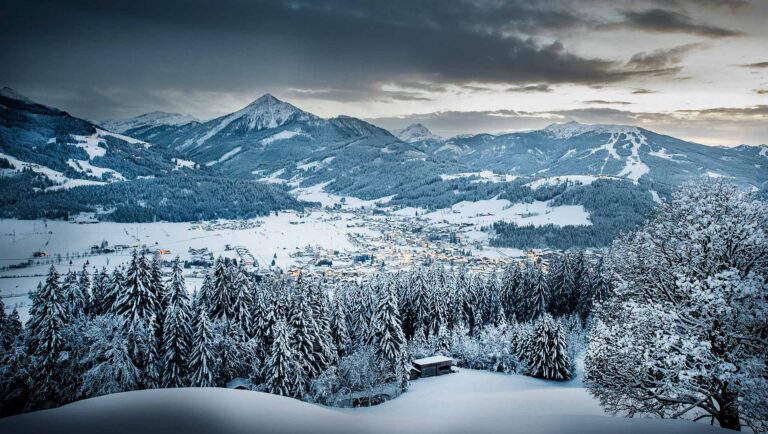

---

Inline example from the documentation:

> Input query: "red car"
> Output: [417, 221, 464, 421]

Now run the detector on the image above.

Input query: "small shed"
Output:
[226, 377, 253, 391]
[412, 355, 454, 378]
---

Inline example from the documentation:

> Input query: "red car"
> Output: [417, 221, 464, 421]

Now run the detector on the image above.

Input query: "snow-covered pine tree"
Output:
[115, 251, 158, 326]
[500, 264, 520, 323]
[585, 180, 768, 431]
[368, 281, 409, 391]
[189, 310, 217, 387]
[26, 266, 67, 410]
[106, 268, 125, 315]
[161, 303, 192, 388]
[527, 314, 570, 380]
[230, 264, 254, 336]
[578, 256, 611, 322]
[329, 295, 351, 358]
[264, 319, 305, 399]
[62, 271, 87, 318]
[79, 314, 140, 398]
[89, 267, 110, 316]
[78, 264, 92, 316]
[287, 290, 321, 380]
[526, 265, 549, 322]
[546, 254, 570, 317]
[209, 257, 233, 320]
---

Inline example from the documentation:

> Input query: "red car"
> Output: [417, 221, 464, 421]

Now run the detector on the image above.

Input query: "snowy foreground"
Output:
[0, 369, 724, 434]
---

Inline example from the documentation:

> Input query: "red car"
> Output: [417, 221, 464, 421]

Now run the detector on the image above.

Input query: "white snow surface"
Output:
[206, 147, 242, 166]
[0, 152, 107, 191]
[543, 121, 639, 140]
[293, 183, 394, 209]
[262, 130, 309, 145]
[648, 147, 685, 161]
[423, 198, 591, 228]
[66, 159, 125, 181]
[0, 369, 724, 434]
[101, 111, 199, 134]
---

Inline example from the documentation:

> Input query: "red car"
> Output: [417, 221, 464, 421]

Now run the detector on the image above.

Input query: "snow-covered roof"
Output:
[413, 355, 453, 366]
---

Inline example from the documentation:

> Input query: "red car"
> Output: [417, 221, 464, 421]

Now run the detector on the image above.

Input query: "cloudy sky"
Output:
[1, 0, 766, 146]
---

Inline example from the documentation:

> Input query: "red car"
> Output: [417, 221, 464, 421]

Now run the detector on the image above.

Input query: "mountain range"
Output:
[1, 86, 766, 242]
[102, 92, 767, 195]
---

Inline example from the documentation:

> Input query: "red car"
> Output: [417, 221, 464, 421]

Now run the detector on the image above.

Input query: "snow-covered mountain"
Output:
[395, 123, 443, 144]
[0, 87, 191, 190]
[124, 94, 454, 196]
[431, 121, 767, 189]
[101, 111, 199, 134]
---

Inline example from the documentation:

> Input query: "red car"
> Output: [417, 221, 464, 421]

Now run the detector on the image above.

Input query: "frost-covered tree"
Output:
[115, 251, 158, 326]
[585, 180, 768, 431]
[26, 266, 67, 410]
[189, 310, 216, 387]
[264, 319, 305, 399]
[329, 296, 351, 358]
[79, 314, 140, 398]
[209, 258, 232, 320]
[161, 305, 191, 388]
[62, 271, 87, 318]
[527, 314, 570, 380]
[368, 282, 409, 391]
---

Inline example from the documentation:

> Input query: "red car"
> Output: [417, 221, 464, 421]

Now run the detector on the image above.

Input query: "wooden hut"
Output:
[412, 355, 454, 379]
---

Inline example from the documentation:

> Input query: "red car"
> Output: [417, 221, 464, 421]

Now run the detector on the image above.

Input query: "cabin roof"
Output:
[413, 355, 453, 366]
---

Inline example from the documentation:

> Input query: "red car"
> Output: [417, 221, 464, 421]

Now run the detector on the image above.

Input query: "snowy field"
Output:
[0, 212, 379, 320]
[0, 368, 724, 434]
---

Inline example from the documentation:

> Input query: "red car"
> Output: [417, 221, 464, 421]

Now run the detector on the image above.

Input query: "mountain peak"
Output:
[542, 121, 637, 139]
[233, 93, 317, 130]
[396, 123, 443, 143]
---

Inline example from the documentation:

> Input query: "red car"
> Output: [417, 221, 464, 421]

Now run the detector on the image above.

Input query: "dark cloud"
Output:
[615, 8, 743, 37]
[625, 43, 703, 74]
[506, 84, 553, 93]
[755, 89, 768, 95]
[739, 61, 768, 68]
[631, 88, 656, 94]
[584, 100, 632, 105]
[0, 0, 700, 119]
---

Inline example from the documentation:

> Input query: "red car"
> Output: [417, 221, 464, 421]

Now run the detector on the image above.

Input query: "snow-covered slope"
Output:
[0, 88, 189, 189]
[101, 111, 199, 134]
[436, 121, 767, 188]
[0, 369, 725, 434]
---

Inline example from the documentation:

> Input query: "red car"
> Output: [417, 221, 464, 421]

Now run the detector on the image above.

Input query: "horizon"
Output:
[1, 0, 767, 146]
[2, 85, 764, 148]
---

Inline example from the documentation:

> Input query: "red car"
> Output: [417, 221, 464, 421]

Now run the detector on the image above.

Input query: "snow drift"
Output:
[0, 369, 726, 434]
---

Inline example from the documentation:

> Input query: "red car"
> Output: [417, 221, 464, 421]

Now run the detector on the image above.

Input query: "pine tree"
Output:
[264, 319, 305, 399]
[369, 282, 409, 391]
[527, 314, 570, 380]
[189, 310, 216, 387]
[78, 263, 92, 316]
[116, 251, 158, 326]
[287, 291, 320, 380]
[26, 266, 67, 410]
[105, 268, 125, 314]
[329, 296, 351, 358]
[230, 264, 254, 336]
[62, 271, 87, 318]
[162, 260, 193, 385]
[162, 303, 192, 388]
[209, 258, 232, 320]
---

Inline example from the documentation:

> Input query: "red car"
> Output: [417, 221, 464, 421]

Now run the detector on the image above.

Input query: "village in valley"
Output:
[0, 198, 551, 323]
